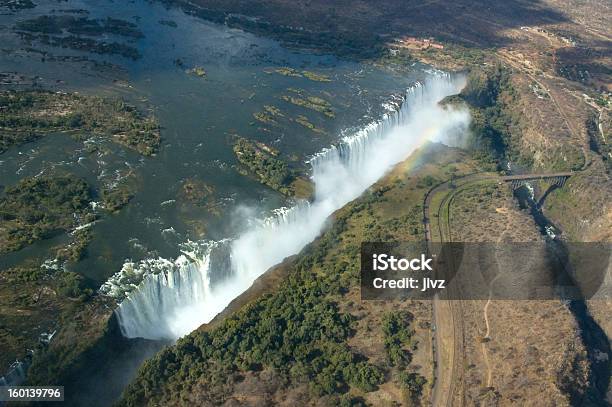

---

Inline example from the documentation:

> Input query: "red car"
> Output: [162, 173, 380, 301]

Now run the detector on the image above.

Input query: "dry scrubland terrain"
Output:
[447, 184, 591, 406]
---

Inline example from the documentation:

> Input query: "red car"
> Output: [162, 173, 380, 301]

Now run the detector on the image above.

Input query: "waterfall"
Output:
[100, 73, 471, 340]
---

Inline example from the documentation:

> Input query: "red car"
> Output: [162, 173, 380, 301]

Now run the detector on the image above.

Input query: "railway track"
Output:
[425, 174, 497, 406]
[425, 179, 462, 407]
[425, 170, 579, 405]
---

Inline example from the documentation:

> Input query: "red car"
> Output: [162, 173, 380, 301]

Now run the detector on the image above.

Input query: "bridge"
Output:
[425, 170, 576, 407]
[500, 172, 573, 190]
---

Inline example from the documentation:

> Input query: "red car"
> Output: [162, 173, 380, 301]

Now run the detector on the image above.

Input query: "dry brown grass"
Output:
[447, 177, 590, 406]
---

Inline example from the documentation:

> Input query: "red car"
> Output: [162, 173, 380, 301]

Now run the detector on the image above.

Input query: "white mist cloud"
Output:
[107, 74, 471, 340]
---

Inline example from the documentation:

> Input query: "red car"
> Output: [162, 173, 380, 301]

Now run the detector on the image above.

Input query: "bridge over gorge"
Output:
[424, 170, 575, 407]
[500, 172, 574, 190]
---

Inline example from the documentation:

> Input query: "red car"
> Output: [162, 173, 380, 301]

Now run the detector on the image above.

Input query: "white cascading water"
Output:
[100, 73, 471, 340]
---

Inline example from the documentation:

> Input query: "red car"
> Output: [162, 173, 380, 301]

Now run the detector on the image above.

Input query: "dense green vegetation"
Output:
[0, 176, 135, 381]
[0, 175, 95, 253]
[271, 68, 332, 82]
[101, 176, 138, 213]
[55, 229, 93, 264]
[442, 65, 542, 170]
[3, 261, 91, 300]
[0, 174, 97, 369]
[456, 66, 517, 169]
[381, 311, 428, 402]
[295, 114, 325, 134]
[282, 92, 335, 118]
[15, 15, 143, 38]
[166, 3, 386, 59]
[101, 186, 134, 213]
[178, 177, 222, 217]
[0, 261, 95, 370]
[18, 33, 142, 59]
[233, 137, 290, 189]
[397, 371, 427, 402]
[233, 137, 313, 198]
[0, 90, 160, 155]
[14, 15, 143, 59]
[118, 209, 384, 405]
[224, 15, 385, 59]
[0, 0, 35, 10]
[382, 311, 415, 368]
[461, 67, 507, 108]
